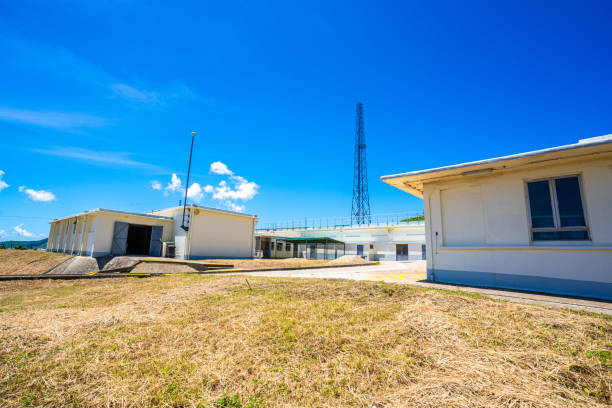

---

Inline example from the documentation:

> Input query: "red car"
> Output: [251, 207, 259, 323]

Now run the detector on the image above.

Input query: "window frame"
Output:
[524, 174, 590, 242]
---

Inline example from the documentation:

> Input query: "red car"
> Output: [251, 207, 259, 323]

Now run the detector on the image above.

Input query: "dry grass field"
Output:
[0, 249, 72, 275]
[0, 275, 610, 407]
[206, 257, 366, 270]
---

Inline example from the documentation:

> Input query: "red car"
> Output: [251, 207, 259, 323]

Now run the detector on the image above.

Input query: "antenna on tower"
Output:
[351, 102, 371, 225]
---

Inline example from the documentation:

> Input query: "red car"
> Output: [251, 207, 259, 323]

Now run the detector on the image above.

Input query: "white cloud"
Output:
[165, 173, 182, 194]
[14, 224, 34, 238]
[226, 202, 245, 212]
[210, 161, 233, 175]
[34, 146, 167, 173]
[151, 180, 162, 190]
[110, 83, 160, 105]
[1, 36, 196, 108]
[212, 176, 259, 201]
[0, 230, 7, 238]
[187, 183, 203, 202]
[0, 107, 107, 130]
[20, 187, 56, 202]
[156, 164, 258, 212]
[0, 170, 9, 192]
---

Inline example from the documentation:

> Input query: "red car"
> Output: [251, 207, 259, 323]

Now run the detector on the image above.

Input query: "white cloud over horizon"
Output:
[151, 180, 162, 190]
[14, 224, 34, 238]
[19, 186, 56, 202]
[0, 170, 8, 192]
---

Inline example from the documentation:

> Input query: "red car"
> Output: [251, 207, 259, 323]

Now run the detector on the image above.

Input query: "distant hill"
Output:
[0, 238, 48, 249]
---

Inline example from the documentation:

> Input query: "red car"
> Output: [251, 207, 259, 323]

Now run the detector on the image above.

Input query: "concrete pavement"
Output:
[231, 261, 612, 315]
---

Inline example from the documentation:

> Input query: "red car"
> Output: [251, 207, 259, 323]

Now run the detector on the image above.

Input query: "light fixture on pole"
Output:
[181, 131, 196, 231]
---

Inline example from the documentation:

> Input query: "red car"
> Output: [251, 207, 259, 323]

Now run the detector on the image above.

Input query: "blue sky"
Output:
[1, 1, 611, 239]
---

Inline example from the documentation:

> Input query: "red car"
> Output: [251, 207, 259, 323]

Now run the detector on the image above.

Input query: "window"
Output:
[526, 176, 589, 241]
[285, 243, 291, 251]
[277, 242, 283, 251]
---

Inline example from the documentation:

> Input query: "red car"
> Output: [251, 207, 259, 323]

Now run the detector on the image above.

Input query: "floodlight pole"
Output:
[181, 131, 196, 231]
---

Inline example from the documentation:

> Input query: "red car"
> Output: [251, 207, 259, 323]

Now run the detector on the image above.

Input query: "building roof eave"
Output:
[381, 136, 612, 197]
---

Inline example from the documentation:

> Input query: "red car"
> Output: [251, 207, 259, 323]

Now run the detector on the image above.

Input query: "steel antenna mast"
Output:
[351, 102, 371, 224]
[181, 131, 196, 231]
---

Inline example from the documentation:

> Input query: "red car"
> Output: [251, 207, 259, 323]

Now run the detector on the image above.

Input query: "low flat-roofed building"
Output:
[381, 135, 612, 299]
[256, 215, 425, 261]
[48, 205, 258, 260]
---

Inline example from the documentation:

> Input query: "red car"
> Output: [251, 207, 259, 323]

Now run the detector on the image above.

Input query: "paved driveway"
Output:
[237, 261, 427, 282]
[231, 261, 612, 315]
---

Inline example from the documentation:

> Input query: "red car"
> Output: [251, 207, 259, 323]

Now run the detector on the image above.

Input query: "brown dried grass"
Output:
[0, 276, 610, 407]
[0, 249, 72, 275]
[207, 258, 337, 269]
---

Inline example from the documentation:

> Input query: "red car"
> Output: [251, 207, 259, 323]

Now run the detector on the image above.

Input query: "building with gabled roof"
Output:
[47, 204, 258, 260]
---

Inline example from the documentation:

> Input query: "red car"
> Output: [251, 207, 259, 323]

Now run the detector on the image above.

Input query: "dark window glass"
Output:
[527, 180, 554, 228]
[532, 230, 589, 241]
[555, 177, 586, 227]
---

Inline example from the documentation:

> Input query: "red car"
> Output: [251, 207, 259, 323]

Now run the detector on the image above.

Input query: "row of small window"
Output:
[526, 175, 589, 241]
[271, 242, 292, 251]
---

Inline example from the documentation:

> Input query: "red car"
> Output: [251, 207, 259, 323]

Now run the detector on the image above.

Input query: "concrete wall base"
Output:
[428, 268, 612, 300]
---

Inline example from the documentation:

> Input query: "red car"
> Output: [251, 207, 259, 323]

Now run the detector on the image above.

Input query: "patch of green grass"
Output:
[567, 307, 612, 321]
[20, 392, 36, 407]
[587, 350, 611, 363]
[210, 391, 263, 408]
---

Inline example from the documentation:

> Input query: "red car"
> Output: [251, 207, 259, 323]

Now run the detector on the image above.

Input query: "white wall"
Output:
[424, 154, 612, 299]
[187, 209, 256, 259]
[259, 223, 426, 261]
[91, 214, 173, 257]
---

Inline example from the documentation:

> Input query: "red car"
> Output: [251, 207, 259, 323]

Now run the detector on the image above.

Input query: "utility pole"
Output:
[351, 102, 371, 224]
[181, 132, 196, 231]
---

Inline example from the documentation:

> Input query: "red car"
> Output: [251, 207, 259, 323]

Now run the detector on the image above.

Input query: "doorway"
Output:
[126, 224, 152, 255]
[356, 245, 364, 257]
[396, 244, 409, 261]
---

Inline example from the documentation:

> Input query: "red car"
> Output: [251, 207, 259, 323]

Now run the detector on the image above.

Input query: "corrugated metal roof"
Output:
[51, 208, 174, 223]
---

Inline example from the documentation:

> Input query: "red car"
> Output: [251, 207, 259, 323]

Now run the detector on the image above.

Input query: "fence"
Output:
[256, 211, 425, 232]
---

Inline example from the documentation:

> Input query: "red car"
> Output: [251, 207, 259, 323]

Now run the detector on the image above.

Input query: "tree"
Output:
[14, 245, 27, 250]
[0, 244, 5, 249]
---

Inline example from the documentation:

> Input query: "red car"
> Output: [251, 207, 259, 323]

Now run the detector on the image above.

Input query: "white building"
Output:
[256, 216, 425, 261]
[47, 205, 258, 260]
[381, 135, 612, 300]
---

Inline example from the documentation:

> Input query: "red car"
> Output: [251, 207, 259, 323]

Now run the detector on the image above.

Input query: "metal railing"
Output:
[256, 211, 425, 232]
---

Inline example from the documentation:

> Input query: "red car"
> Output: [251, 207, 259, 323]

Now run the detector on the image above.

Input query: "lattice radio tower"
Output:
[351, 102, 371, 224]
